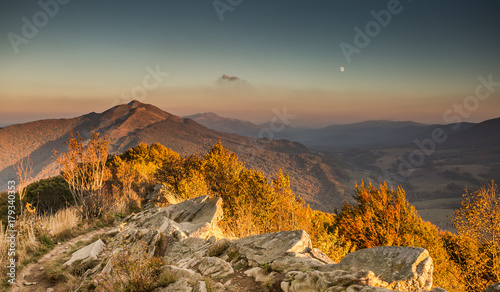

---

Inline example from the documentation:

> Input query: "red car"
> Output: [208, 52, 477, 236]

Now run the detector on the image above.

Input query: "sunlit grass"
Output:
[40, 207, 80, 236]
[0, 206, 82, 289]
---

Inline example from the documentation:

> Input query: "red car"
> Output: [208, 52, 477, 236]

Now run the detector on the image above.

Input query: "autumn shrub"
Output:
[200, 142, 314, 237]
[308, 210, 351, 262]
[336, 182, 466, 291]
[54, 130, 109, 219]
[450, 181, 500, 291]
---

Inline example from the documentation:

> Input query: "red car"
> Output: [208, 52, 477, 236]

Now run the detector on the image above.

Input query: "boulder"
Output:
[245, 267, 278, 283]
[270, 256, 324, 273]
[64, 239, 106, 266]
[193, 281, 208, 292]
[304, 247, 335, 264]
[334, 246, 434, 291]
[281, 270, 391, 292]
[161, 265, 203, 283]
[124, 195, 224, 240]
[197, 257, 234, 279]
[168, 195, 223, 226]
[229, 230, 312, 266]
[166, 237, 211, 265]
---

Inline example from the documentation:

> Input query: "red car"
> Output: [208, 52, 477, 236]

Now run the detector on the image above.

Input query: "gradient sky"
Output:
[1, 0, 500, 127]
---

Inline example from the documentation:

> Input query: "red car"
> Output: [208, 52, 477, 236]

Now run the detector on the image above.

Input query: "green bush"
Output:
[24, 176, 73, 215]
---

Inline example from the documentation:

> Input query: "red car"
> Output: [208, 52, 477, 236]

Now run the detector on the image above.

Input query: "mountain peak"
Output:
[127, 100, 145, 107]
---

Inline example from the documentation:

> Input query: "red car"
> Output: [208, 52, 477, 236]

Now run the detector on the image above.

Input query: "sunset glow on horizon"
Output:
[1, 0, 500, 127]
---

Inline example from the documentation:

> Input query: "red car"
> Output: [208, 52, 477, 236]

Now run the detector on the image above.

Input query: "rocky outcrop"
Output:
[229, 230, 313, 266]
[64, 195, 445, 292]
[123, 194, 224, 240]
[333, 246, 434, 291]
[281, 270, 392, 292]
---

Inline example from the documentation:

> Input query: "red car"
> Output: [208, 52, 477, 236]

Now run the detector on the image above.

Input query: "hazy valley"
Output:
[189, 112, 500, 231]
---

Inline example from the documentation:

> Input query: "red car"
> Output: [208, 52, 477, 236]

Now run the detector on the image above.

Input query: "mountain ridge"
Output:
[0, 101, 351, 212]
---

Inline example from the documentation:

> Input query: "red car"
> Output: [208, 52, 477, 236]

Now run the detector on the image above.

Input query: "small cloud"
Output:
[219, 74, 241, 82]
[215, 74, 251, 89]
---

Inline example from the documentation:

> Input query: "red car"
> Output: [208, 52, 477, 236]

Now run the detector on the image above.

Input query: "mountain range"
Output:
[1, 101, 499, 227]
[187, 112, 500, 152]
[0, 101, 350, 212]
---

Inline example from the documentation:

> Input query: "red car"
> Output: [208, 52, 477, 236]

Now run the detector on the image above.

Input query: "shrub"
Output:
[451, 181, 500, 291]
[336, 182, 466, 291]
[24, 176, 73, 215]
[54, 130, 109, 219]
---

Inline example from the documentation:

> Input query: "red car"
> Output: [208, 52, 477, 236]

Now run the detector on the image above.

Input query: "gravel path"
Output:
[9, 227, 111, 292]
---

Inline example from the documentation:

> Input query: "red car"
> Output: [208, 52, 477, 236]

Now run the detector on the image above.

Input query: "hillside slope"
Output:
[0, 101, 351, 211]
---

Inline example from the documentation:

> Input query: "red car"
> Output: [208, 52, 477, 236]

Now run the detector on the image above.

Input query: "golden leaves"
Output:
[25, 202, 36, 214]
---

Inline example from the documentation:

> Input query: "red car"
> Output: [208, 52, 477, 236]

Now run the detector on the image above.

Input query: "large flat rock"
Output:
[64, 239, 106, 266]
[230, 230, 312, 266]
[334, 246, 434, 291]
[123, 195, 224, 239]
[168, 196, 223, 225]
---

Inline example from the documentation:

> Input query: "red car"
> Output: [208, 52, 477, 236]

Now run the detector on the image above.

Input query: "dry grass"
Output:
[11, 215, 40, 262]
[0, 206, 83, 288]
[0, 224, 9, 276]
[0, 213, 42, 289]
[40, 207, 81, 236]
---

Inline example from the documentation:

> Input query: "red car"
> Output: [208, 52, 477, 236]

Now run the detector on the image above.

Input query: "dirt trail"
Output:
[9, 227, 111, 292]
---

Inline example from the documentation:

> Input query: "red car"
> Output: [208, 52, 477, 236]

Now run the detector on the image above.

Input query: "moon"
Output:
[340, 66, 345, 72]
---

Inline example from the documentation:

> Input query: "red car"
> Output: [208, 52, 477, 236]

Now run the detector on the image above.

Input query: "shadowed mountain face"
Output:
[442, 117, 500, 150]
[0, 101, 352, 212]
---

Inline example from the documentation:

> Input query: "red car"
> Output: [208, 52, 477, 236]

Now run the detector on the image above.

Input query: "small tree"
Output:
[452, 181, 500, 290]
[54, 130, 109, 219]
[13, 155, 33, 216]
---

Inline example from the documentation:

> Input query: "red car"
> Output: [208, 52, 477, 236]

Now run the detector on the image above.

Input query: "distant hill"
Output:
[443, 117, 500, 150]
[302, 120, 428, 151]
[186, 113, 499, 152]
[185, 113, 261, 136]
[0, 101, 352, 212]
[186, 114, 431, 150]
[185, 114, 474, 151]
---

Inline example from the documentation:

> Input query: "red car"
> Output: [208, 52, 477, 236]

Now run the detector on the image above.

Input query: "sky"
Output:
[1, 0, 500, 127]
